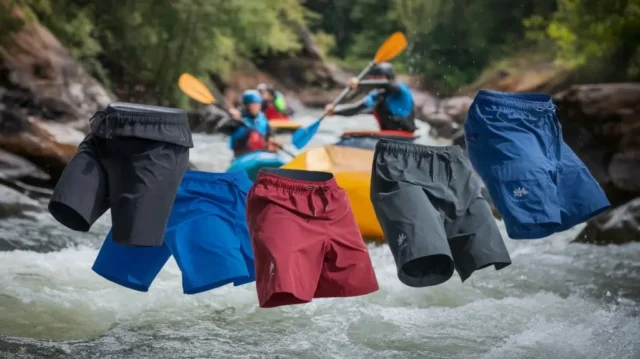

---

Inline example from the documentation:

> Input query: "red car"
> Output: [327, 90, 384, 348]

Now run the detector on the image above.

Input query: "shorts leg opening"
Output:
[91, 267, 151, 292]
[48, 200, 91, 232]
[399, 254, 455, 287]
[261, 291, 313, 308]
[184, 275, 251, 295]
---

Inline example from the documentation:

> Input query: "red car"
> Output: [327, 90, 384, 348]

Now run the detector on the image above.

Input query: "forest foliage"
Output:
[2, 0, 638, 104]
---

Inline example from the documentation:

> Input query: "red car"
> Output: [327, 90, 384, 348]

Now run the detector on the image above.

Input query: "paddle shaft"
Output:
[318, 61, 376, 122]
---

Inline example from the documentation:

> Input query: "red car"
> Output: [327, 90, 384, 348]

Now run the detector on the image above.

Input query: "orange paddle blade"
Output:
[373, 32, 408, 63]
[178, 73, 215, 105]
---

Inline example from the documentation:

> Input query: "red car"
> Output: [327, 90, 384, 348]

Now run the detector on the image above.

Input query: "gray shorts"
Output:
[370, 139, 511, 287]
[48, 102, 193, 247]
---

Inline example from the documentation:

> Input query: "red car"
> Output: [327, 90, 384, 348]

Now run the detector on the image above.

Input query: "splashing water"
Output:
[1, 112, 638, 359]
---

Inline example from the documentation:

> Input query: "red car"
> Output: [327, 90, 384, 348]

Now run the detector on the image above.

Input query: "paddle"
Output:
[291, 32, 408, 150]
[178, 73, 296, 157]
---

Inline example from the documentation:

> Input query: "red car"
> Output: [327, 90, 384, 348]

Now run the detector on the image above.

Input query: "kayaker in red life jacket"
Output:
[223, 90, 278, 156]
[256, 83, 293, 120]
[324, 62, 417, 134]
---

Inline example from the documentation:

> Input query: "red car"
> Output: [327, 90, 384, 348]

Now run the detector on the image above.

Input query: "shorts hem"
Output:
[183, 274, 251, 295]
[91, 267, 150, 292]
[397, 253, 455, 288]
[258, 289, 313, 308]
[506, 227, 558, 240]
[314, 285, 379, 299]
[48, 197, 92, 232]
[557, 200, 611, 232]
[458, 256, 512, 282]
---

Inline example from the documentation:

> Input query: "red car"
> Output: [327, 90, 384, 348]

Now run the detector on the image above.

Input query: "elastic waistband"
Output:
[375, 138, 463, 158]
[255, 168, 339, 192]
[182, 170, 251, 185]
[92, 102, 188, 125]
[473, 89, 555, 112]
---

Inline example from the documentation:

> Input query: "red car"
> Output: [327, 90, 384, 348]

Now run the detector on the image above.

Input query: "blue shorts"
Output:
[92, 170, 255, 294]
[463, 90, 610, 239]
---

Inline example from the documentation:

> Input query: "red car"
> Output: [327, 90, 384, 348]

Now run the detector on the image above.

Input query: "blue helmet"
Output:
[242, 90, 262, 105]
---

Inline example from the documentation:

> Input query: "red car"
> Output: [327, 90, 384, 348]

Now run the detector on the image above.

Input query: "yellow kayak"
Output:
[282, 145, 384, 241]
[269, 120, 302, 134]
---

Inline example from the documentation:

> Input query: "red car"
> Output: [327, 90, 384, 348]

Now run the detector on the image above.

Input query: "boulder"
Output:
[573, 197, 640, 245]
[554, 83, 640, 207]
[0, 148, 49, 183]
[420, 96, 473, 138]
[0, 4, 113, 129]
[457, 59, 572, 97]
[0, 108, 84, 185]
[0, 4, 115, 186]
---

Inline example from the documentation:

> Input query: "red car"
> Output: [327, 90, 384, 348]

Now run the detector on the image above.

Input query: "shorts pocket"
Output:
[489, 161, 561, 225]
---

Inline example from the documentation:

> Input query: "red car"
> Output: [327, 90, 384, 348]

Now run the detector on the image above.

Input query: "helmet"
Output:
[242, 89, 262, 105]
[368, 62, 395, 79]
[256, 83, 269, 92]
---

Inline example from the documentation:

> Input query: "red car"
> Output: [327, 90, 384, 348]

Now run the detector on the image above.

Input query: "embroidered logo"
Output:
[269, 261, 275, 277]
[397, 233, 407, 249]
[513, 187, 529, 197]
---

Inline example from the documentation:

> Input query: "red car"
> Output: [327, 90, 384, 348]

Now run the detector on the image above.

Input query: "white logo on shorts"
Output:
[513, 187, 529, 197]
[269, 261, 275, 276]
[397, 233, 407, 249]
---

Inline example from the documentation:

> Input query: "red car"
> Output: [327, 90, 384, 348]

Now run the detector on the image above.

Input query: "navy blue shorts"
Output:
[92, 170, 255, 294]
[464, 90, 610, 239]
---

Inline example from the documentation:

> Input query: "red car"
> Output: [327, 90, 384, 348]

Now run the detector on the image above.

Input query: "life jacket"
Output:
[229, 112, 271, 156]
[263, 103, 289, 120]
[371, 83, 417, 132]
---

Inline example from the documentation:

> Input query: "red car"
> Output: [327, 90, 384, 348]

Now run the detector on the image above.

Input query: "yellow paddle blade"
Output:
[373, 32, 408, 63]
[178, 73, 216, 105]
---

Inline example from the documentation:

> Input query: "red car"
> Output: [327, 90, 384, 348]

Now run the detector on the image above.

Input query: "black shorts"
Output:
[48, 102, 193, 247]
[370, 139, 512, 287]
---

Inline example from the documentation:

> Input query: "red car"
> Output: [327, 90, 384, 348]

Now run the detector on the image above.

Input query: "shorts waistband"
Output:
[473, 89, 555, 112]
[182, 170, 250, 184]
[375, 139, 463, 158]
[91, 102, 188, 125]
[255, 168, 339, 192]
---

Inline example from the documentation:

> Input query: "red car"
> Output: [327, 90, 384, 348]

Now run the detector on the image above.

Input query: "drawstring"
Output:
[427, 151, 456, 183]
[307, 186, 329, 217]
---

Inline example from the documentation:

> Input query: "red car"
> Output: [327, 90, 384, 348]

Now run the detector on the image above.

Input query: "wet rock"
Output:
[187, 104, 229, 134]
[0, 5, 113, 129]
[554, 83, 640, 207]
[457, 60, 572, 96]
[573, 197, 640, 245]
[0, 6, 114, 185]
[0, 183, 40, 218]
[0, 108, 84, 185]
[0, 148, 49, 183]
[420, 96, 473, 138]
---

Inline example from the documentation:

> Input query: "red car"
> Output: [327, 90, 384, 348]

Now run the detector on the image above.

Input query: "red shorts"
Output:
[246, 168, 379, 308]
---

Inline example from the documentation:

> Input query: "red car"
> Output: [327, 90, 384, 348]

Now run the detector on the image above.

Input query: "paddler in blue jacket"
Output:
[324, 62, 417, 134]
[220, 90, 276, 156]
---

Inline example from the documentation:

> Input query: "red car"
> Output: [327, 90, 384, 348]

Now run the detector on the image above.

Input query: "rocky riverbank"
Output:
[1, 5, 638, 245]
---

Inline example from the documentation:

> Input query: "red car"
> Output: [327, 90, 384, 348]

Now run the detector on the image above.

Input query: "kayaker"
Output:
[221, 89, 277, 156]
[257, 83, 293, 120]
[324, 62, 417, 133]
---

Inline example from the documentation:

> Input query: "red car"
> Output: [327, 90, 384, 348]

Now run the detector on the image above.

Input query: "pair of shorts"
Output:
[48, 102, 194, 247]
[464, 90, 611, 239]
[370, 139, 511, 287]
[92, 170, 255, 294]
[246, 168, 379, 308]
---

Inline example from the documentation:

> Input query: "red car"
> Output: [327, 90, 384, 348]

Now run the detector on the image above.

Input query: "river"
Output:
[0, 111, 639, 359]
